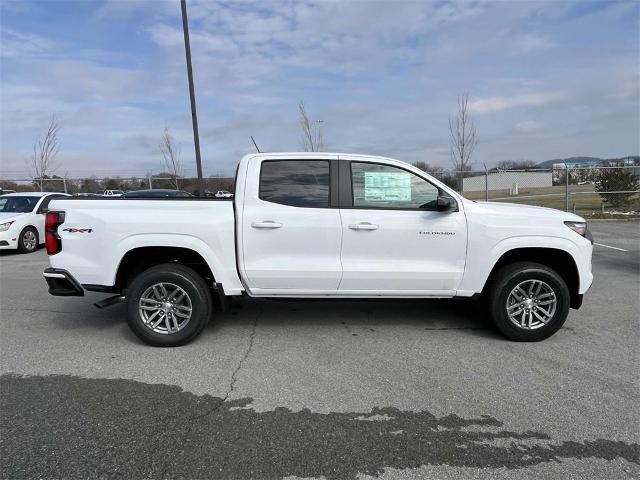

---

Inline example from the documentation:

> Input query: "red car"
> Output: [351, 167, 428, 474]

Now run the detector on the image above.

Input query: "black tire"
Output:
[17, 227, 38, 253]
[486, 261, 570, 341]
[125, 263, 213, 347]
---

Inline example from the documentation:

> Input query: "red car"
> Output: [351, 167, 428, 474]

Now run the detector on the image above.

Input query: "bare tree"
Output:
[159, 127, 184, 189]
[298, 101, 324, 152]
[28, 115, 60, 191]
[449, 94, 478, 190]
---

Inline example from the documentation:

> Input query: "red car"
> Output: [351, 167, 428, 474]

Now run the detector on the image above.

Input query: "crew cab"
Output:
[0, 192, 70, 253]
[42, 153, 593, 346]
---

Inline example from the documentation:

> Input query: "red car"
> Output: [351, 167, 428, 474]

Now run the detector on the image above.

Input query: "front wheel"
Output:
[18, 227, 38, 253]
[125, 264, 213, 347]
[486, 262, 570, 341]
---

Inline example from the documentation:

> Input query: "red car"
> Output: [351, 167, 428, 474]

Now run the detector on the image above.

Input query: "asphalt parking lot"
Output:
[0, 221, 638, 479]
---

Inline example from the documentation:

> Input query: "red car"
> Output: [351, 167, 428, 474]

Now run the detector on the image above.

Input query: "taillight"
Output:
[45, 211, 65, 255]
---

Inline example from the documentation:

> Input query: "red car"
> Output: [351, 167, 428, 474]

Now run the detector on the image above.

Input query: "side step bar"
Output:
[94, 295, 125, 309]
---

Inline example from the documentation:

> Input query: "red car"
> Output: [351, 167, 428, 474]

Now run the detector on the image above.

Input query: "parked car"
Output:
[122, 189, 194, 198]
[214, 190, 234, 198]
[99, 190, 124, 197]
[43, 153, 593, 346]
[0, 192, 70, 253]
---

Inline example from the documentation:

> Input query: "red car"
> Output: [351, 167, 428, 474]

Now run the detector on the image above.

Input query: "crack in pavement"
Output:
[222, 306, 261, 404]
[158, 307, 261, 477]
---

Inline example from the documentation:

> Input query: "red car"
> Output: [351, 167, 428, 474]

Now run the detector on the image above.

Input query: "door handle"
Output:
[348, 222, 379, 231]
[251, 220, 283, 229]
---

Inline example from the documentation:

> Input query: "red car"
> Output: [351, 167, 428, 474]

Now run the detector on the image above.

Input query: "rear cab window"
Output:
[259, 160, 330, 208]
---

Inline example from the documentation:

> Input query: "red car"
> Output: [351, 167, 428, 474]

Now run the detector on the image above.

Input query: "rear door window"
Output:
[259, 160, 330, 208]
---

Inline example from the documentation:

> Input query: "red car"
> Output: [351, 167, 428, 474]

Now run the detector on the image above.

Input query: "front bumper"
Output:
[0, 230, 18, 250]
[43, 268, 84, 296]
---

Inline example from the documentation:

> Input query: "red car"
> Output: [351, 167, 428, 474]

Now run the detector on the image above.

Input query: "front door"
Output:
[338, 160, 467, 295]
[241, 158, 343, 294]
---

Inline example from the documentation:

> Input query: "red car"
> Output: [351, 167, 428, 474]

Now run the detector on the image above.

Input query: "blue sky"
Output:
[1, 0, 638, 177]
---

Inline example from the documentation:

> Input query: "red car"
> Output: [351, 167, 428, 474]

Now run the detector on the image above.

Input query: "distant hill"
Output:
[536, 156, 639, 168]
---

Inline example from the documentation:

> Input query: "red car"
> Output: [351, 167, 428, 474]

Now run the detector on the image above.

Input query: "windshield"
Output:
[0, 196, 39, 213]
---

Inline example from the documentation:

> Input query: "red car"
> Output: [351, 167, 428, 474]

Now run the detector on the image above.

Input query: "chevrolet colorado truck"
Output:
[43, 153, 593, 346]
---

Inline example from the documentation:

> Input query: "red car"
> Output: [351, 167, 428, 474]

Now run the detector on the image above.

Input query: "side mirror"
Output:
[436, 195, 457, 212]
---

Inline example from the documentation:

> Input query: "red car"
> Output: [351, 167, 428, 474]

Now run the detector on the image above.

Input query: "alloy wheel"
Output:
[138, 282, 193, 334]
[505, 279, 557, 330]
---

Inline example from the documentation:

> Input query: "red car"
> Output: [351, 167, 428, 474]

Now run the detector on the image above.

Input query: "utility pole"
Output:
[180, 0, 204, 196]
[483, 163, 488, 201]
[564, 161, 569, 212]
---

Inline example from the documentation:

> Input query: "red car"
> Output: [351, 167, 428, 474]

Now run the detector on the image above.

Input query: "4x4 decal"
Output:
[62, 228, 93, 233]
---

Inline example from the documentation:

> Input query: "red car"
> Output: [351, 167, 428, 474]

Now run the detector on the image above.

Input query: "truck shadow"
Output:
[220, 296, 496, 338]
[50, 295, 498, 342]
[1, 373, 638, 479]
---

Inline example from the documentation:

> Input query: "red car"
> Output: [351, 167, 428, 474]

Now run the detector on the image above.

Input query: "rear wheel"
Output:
[18, 227, 38, 253]
[487, 262, 570, 341]
[125, 264, 213, 347]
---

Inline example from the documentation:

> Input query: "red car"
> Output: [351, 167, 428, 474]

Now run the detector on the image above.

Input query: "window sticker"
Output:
[364, 171, 411, 201]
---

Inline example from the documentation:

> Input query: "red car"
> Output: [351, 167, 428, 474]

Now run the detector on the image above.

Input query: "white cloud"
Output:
[470, 92, 568, 115]
[1, 0, 638, 177]
[0, 28, 65, 57]
[509, 34, 556, 54]
[94, 0, 175, 19]
[514, 120, 541, 133]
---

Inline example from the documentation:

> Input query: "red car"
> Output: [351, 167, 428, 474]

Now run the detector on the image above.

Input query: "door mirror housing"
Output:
[436, 195, 457, 212]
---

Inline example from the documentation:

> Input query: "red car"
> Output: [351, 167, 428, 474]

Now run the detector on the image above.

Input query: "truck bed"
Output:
[47, 198, 243, 294]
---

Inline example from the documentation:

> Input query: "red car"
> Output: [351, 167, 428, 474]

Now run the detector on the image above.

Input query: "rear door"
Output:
[240, 156, 343, 294]
[338, 158, 467, 295]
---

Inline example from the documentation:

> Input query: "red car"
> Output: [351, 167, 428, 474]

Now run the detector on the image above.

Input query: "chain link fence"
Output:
[1, 165, 639, 217]
[437, 165, 640, 218]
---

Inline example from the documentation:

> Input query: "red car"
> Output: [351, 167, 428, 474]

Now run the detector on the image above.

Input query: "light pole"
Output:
[180, 0, 204, 196]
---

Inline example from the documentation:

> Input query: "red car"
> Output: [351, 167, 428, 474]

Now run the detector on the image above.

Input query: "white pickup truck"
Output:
[43, 153, 593, 346]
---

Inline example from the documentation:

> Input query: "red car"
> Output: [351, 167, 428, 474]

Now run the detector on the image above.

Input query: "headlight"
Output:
[0, 221, 14, 232]
[564, 221, 586, 236]
[564, 221, 593, 243]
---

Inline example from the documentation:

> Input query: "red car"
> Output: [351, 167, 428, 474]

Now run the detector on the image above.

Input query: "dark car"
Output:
[122, 189, 194, 198]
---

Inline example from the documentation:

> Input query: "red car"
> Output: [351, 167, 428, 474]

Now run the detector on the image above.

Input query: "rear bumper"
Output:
[43, 268, 84, 296]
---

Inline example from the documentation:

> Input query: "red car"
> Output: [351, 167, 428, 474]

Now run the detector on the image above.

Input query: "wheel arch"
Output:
[483, 247, 581, 309]
[114, 246, 215, 293]
[19, 224, 38, 235]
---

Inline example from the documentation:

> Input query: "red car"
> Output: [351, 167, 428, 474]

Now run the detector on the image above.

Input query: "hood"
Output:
[0, 212, 25, 223]
[468, 200, 585, 222]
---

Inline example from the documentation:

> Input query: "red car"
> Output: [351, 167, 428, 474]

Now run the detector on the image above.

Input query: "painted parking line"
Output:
[593, 242, 629, 252]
